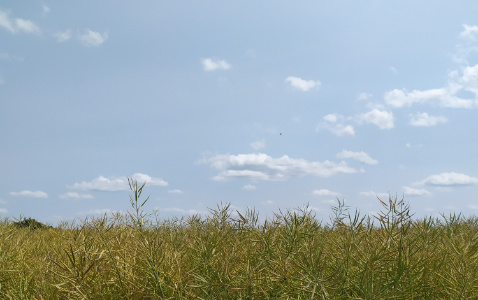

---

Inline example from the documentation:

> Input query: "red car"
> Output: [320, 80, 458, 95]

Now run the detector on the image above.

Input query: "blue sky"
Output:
[1, 1, 478, 225]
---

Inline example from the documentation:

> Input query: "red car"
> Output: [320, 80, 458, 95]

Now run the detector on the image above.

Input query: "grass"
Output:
[1, 180, 478, 299]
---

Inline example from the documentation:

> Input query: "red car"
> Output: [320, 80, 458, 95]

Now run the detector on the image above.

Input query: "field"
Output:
[1, 180, 478, 299]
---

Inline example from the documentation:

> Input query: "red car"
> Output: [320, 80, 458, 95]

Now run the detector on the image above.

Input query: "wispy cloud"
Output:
[0, 10, 40, 34]
[402, 186, 431, 196]
[42, 4, 50, 14]
[385, 64, 478, 109]
[168, 189, 183, 194]
[385, 26, 478, 109]
[59, 192, 94, 200]
[0, 52, 23, 62]
[418, 172, 478, 186]
[317, 114, 355, 136]
[360, 191, 390, 199]
[384, 86, 473, 109]
[78, 29, 108, 47]
[242, 184, 256, 191]
[357, 92, 372, 101]
[200, 153, 357, 181]
[461, 64, 478, 95]
[10, 190, 48, 198]
[358, 109, 394, 130]
[312, 189, 341, 197]
[250, 139, 265, 150]
[285, 76, 321, 91]
[336, 150, 378, 165]
[409, 112, 447, 127]
[69, 173, 168, 191]
[54, 30, 72, 43]
[459, 24, 478, 41]
[159, 207, 206, 216]
[201, 58, 231, 71]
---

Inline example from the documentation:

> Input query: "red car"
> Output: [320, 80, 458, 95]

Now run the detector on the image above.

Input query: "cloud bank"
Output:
[419, 172, 478, 186]
[200, 153, 357, 181]
[10, 190, 48, 198]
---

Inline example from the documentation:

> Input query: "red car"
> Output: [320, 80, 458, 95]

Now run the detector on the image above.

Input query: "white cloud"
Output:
[0, 11, 15, 33]
[69, 173, 168, 191]
[168, 189, 183, 194]
[285, 76, 321, 91]
[336, 150, 378, 165]
[15, 18, 40, 34]
[409, 112, 447, 127]
[358, 109, 394, 130]
[0, 10, 40, 34]
[132, 173, 168, 186]
[360, 191, 390, 199]
[54, 30, 71, 43]
[200, 153, 357, 181]
[242, 184, 257, 191]
[384, 81, 475, 109]
[402, 186, 431, 196]
[250, 139, 265, 150]
[79, 29, 108, 47]
[70, 176, 127, 191]
[59, 192, 94, 200]
[389, 66, 398, 73]
[459, 24, 478, 41]
[419, 172, 478, 186]
[330, 124, 355, 136]
[318, 114, 355, 136]
[385, 27, 478, 109]
[201, 58, 231, 71]
[312, 189, 341, 197]
[10, 190, 48, 199]
[323, 114, 339, 123]
[461, 64, 478, 94]
[0, 208, 7, 214]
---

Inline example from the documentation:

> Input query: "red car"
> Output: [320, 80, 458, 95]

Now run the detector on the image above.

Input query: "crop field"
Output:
[1, 180, 478, 299]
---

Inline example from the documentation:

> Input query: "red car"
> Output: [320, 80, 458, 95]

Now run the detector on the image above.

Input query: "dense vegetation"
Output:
[1, 180, 478, 299]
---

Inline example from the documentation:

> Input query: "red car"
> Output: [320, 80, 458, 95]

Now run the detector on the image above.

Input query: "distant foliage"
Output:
[12, 217, 52, 229]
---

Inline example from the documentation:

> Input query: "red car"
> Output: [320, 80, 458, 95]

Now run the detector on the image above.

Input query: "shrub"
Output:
[12, 217, 52, 229]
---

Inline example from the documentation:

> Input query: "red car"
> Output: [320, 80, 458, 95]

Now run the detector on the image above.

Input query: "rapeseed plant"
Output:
[0, 182, 477, 298]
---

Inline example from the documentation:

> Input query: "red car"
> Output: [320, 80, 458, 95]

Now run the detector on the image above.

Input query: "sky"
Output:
[1, 1, 478, 226]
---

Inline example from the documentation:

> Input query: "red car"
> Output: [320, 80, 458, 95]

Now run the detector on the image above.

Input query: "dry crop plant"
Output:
[1, 181, 478, 298]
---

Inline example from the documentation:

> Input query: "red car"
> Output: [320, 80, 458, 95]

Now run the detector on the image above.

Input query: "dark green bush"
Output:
[12, 217, 52, 229]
